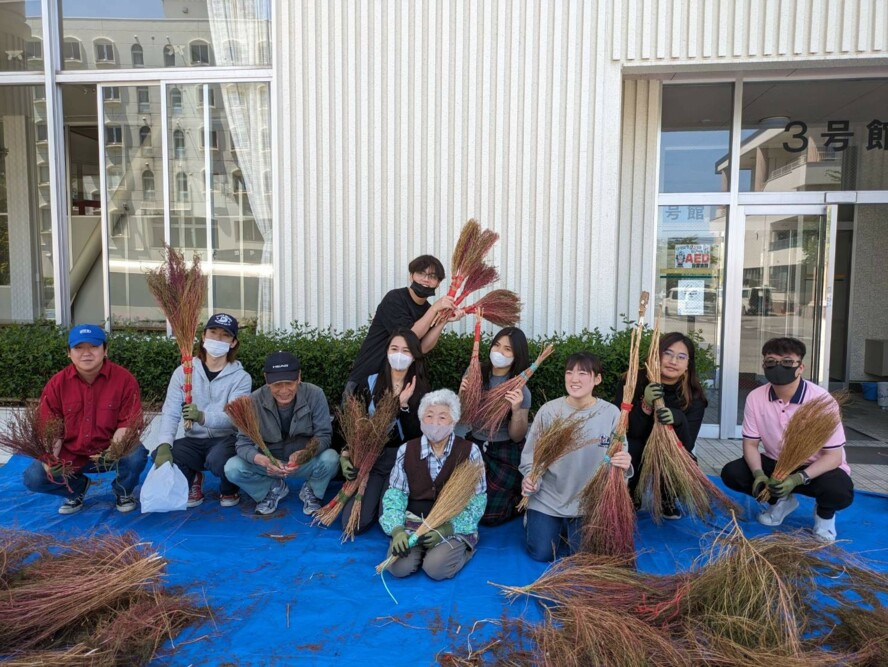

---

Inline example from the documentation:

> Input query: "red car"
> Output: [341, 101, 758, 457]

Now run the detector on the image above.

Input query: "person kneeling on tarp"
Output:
[720, 337, 853, 543]
[224, 351, 338, 516]
[23, 325, 147, 515]
[379, 389, 487, 580]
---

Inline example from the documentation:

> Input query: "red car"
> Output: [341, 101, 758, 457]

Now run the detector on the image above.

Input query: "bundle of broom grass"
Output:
[91, 400, 149, 467]
[0, 402, 72, 488]
[474, 344, 555, 438]
[578, 291, 649, 563]
[376, 458, 485, 574]
[0, 530, 205, 666]
[462, 289, 522, 327]
[757, 392, 844, 502]
[145, 245, 206, 431]
[224, 395, 282, 468]
[314, 391, 400, 539]
[515, 414, 588, 513]
[635, 311, 741, 523]
[459, 313, 485, 425]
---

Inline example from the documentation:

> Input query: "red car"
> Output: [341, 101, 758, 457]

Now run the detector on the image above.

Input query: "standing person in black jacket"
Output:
[339, 329, 431, 535]
[615, 331, 708, 519]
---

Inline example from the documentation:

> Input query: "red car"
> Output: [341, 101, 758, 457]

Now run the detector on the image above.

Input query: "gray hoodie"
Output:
[151, 360, 253, 451]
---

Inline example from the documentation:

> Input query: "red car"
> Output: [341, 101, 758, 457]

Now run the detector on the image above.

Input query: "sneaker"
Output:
[662, 501, 683, 521]
[298, 483, 321, 515]
[220, 493, 241, 508]
[813, 508, 837, 543]
[59, 478, 90, 515]
[187, 471, 204, 508]
[757, 494, 799, 527]
[255, 479, 289, 515]
[116, 495, 137, 513]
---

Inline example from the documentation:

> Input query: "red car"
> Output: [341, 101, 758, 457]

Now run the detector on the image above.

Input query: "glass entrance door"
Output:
[732, 206, 835, 429]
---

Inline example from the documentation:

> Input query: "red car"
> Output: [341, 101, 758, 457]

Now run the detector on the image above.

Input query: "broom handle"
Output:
[182, 355, 193, 430]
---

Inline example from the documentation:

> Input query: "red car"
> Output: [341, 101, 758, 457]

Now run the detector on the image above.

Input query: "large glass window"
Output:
[655, 205, 727, 424]
[659, 84, 733, 193]
[0, 1, 42, 73]
[60, 2, 272, 70]
[741, 79, 888, 192]
[0, 86, 56, 322]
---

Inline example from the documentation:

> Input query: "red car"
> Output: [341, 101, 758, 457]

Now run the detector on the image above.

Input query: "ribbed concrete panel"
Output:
[283, 1, 623, 336]
[614, 0, 888, 62]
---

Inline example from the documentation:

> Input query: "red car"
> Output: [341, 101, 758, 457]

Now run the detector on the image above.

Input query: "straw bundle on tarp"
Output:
[635, 311, 741, 523]
[224, 395, 282, 468]
[0, 402, 72, 487]
[376, 458, 485, 574]
[92, 403, 149, 465]
[145, 246, 206, 430]
[758, 392, 844, 502]
[578, 291, 649, 563]
[474, 344, 555, 438]
[314, 392, 399, 537]
[826, 606, 888, 666]
[516, 414, 588, 513]
[462, 289, 522, 327]
[459, 314, 485, 425]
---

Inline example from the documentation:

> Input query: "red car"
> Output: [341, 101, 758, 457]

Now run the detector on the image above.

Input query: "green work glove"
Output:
[655, 407, 675, 426]
[339, 455, 356, 481]
[751, 469, 769, 497]
[643, 383, 665, 407]
[181, 402, 205, 425]
[93, 450, 115, 472]
[154, 443, 173, 468]
[768, 473, 805, 499]
[420, 521, 454, 549]
[390, 526, 411, 558]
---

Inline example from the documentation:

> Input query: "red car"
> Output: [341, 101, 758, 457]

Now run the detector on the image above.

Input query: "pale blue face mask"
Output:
[388, 352, 413, 371]
[489, 350, 513, 369]
[203, 338, 231, 358]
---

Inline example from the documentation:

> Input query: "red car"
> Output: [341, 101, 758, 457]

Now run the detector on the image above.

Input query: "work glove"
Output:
[655, 407, 675, 426]
[420, 521, 454, 549]
[339, 455, 356, 481]
[181, 402, 204, 425]
[768, 473, 805, 499]
[643, 383, 665, 408]
[153, 443, 173, 468]
[93, 450, 116, 472]
[751, 469, 769, 497]
[390, 526, 411, 558]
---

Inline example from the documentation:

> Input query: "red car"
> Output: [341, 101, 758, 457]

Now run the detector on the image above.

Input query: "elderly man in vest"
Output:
[379, 389, 487, 580]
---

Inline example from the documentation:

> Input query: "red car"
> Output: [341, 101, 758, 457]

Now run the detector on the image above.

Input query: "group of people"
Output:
[23, 254, 854, 579]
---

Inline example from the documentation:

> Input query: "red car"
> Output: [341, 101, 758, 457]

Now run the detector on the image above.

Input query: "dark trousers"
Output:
[168, 435, 238, 495]
[720, 455, 854, 519]
[524, 509, 582, 562]
[23, 446, 148, 499]
[627, 434, 696, 508]
[340, 447, 398, 535]
[470, 435, 525, 526]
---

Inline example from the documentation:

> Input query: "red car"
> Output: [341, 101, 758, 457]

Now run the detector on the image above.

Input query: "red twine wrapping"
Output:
[181, 354, 193, 362]
[620, 402, 634, 412]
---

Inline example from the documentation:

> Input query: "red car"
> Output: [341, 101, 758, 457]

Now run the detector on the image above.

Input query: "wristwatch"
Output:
[799, 470, 811, 485]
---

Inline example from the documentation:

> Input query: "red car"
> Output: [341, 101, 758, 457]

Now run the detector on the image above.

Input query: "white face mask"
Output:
[489, 350, 513, 369]
[203, 338, 231, 358]
[388, 352, 413, 371]
[421, 422, 453, 444]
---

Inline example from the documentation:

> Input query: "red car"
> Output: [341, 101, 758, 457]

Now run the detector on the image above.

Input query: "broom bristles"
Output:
[459, 314, 485, 425]
[454, 263, 499, 306]
[224, 396, 281, 468]
[450, 219, 481, 277]
[516, 415, 587, 513]
[464, 289, 522, 327]
[97, 407, 149, 463]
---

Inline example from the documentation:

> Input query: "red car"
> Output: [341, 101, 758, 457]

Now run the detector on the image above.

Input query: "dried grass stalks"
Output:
[95, 405, 149, 463]
[463, 290, 522, 327]
[224, 396, 281, 468]
[0, 403, 73, 486]
[459, 315, 485, 425]
[516, 415, 587, 513]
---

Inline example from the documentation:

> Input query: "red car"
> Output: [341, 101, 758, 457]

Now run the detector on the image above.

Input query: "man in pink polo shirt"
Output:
[720, 337, 853, 542]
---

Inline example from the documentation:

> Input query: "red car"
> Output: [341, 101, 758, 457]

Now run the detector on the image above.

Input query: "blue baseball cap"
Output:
[68, 324, 107, 348]
[205, 312, 238, 338]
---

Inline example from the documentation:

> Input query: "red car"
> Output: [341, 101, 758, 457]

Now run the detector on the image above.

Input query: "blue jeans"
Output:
[224, 449, 339, 502]
[23, 446, 148, 500]
[524, 508, 582, 562]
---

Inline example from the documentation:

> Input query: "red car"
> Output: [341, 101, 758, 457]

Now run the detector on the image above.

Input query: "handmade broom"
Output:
[474, 344, 555, 438]
[578, 291, 649, 562]
[635, 310, 741, 523]
[91, 399, 149, 466]
[458, 313, 485, 425]
[516, 414, 588, 512]
[757, 392, 843, 502]
[224, 396, 282, 469]
[145, 246, 206, 431]
[462, 289, 522, 327]
[375, 458, 485, 574]
[0, 403, 72, 488]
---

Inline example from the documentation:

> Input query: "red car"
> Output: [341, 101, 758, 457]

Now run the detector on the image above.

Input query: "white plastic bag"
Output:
[139, 461, 189, 513]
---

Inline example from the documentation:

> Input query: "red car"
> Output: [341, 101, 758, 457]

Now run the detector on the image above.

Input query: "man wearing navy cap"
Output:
[225, 351, 338, 515]
[23, 324, 148, 514]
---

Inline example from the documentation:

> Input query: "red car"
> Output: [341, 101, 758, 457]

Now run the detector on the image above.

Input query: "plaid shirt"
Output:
[388, 433, 487, 497]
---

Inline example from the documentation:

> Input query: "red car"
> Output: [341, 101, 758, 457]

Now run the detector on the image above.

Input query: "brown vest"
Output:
[403, 436, 472, 517]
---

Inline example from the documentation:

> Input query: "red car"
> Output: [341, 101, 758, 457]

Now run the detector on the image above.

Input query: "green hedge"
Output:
[0, 321, 717, 411]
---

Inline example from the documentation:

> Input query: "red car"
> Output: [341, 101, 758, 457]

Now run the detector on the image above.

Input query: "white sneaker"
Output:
[757, 494, 799, 527]
[813, 510, 837, 543]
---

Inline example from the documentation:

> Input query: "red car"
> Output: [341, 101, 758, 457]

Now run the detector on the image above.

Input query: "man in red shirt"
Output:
[23, 325, 148, 514]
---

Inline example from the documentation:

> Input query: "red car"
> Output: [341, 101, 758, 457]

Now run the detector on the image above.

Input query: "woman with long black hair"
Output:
[617, 331, 708, 519]
[340, 328, 430, 535]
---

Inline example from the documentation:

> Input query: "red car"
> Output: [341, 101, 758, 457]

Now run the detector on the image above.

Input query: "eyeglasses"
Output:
[662, 350, 689, 362]
[415, 271, 440, 282]
[762, 358, 802, 369]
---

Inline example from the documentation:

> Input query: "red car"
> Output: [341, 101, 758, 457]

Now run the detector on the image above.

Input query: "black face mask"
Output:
[410, 281, 437, 299]
[764, 365, 799, 386]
